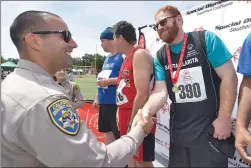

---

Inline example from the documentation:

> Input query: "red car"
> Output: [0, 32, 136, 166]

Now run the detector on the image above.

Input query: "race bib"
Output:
[116, 79, 128, 105]
[174, 66, 207, 103]
[97, 70, 112, 89]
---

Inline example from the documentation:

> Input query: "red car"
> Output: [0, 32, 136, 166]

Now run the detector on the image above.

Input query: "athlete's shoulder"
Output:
[188, 30, 217, 40]
[116, 52, 123, 57]
[116, 53, 124, 60]
[134, 48, 153, 62]
[155, 44, 167, 62]
[204, 30, 219, 41]
[104, 55, 110, 61]
[246, 32, 251, 41]
[135, 48, 150, 56]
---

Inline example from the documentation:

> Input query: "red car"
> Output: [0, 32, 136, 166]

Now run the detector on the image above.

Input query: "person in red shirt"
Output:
[112, 21, 155, 168]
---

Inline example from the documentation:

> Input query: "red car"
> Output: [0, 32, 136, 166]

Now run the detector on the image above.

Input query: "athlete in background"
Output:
[113, 21, 155, 168]
[94, 27, 123, 144]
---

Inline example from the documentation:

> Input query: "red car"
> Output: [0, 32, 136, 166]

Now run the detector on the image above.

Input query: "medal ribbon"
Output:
[166, 33, 188, 85]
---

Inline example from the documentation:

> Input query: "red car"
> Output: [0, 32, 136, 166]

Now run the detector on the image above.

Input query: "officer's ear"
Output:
[24, 33, 42, 51]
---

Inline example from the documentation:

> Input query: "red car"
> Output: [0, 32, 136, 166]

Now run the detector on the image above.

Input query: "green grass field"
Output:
[74, 75, 97, 101]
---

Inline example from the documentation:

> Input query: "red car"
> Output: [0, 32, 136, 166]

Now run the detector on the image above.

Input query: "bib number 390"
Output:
[174, 66, 207, 103]
[178, 83, 201, 99]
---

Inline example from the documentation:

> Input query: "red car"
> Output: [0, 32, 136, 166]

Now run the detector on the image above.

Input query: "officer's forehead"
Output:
[44, 16, 69, 31]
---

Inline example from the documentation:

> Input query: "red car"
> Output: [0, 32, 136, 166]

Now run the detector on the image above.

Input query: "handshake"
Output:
[131, 109, 156, 136]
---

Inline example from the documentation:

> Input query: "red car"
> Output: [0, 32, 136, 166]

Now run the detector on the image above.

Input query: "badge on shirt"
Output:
[47, 98, 80, 136]
[73, 84, 80, 91]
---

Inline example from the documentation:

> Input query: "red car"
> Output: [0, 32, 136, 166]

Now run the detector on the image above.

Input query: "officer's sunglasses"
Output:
[32, 30, 72, 43]
[153, 15, 178, 31]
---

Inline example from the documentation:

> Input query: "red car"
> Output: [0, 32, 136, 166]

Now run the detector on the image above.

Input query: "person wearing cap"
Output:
[54, 68, 85, 109]
[93, 27, 124, 144]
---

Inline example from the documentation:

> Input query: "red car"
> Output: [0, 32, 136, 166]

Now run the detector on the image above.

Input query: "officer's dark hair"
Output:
[112, 21, 137, 45]
[10, 10, 61, 52]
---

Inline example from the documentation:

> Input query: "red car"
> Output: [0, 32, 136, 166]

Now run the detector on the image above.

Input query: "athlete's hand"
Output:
[235, 125, 251, 164]
[212, 116, 232, 140]
[97, 79, 109, 88]
[93, 99, 100, 109]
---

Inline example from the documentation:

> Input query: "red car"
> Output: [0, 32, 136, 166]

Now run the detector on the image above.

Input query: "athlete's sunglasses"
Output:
[153, 15, 178, 31]
[32, 30, 72, 43]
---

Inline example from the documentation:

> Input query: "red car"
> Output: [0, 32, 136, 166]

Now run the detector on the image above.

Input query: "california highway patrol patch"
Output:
[73, 84, 80, 91]
[47, 98, 80, 136]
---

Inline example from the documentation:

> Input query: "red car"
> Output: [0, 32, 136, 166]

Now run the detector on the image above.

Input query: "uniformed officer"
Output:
[54, 69, 85, 109]
[1, 10, 155, 167]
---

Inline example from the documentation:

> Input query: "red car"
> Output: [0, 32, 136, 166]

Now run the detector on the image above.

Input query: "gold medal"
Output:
[172, 85, 179, 93]
[166, 33, 187, 95]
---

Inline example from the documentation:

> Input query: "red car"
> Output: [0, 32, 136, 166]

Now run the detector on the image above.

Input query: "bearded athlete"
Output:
[112, 21, 155, 168]
[141, 5, 238, 167]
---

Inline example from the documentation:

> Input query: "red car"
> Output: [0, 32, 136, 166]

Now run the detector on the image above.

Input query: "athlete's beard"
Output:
[159, 20, 179, 44]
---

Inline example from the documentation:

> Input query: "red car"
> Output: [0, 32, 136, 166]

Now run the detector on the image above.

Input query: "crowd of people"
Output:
[1, 4, 251, 168]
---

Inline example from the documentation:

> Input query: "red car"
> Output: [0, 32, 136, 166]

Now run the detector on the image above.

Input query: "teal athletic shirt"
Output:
[154, 31, 232, 81]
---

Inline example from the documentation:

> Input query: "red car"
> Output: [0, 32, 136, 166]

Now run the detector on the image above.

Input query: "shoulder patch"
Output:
[73, 84, 80, 91]
[47, 98, 80, 136]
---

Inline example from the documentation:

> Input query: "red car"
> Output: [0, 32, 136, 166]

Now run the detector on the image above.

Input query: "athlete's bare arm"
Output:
[106, 77, 118, 85]
[235, 76, 251, 163]
[127, 49, 153, 131]
[213, 59, 238, 139]
[214, 59, 238, 118]
[142, 81, 168, 122]
[97, 77, 118, 87]
[236, 76, 251, 127]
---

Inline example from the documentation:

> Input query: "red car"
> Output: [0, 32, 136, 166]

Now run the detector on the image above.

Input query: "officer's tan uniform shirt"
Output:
[59, 80, 84, 109]
[1, 59, 145, 167]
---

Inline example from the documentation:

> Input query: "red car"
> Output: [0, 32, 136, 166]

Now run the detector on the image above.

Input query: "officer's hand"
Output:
[132, 109, 156, 135]
[235, 125, 251, 164]
[93, 99, 100, 109]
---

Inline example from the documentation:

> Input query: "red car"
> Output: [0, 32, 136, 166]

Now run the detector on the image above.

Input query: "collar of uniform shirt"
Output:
[16, 59, 53, 78]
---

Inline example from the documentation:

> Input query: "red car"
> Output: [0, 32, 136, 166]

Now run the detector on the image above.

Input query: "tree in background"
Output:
[2, 53, 107, 73]
[95, 54, 106, 73]
[72, 53, 106, 73]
